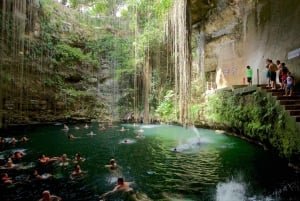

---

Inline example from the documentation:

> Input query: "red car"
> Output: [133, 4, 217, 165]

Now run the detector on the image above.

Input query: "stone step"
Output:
[258, 85, 300, 122]
[285, 105, 300, 110]
[275, 95, 300, 100]
[289, 110, 300, 116]
[280, 100, 300, 105]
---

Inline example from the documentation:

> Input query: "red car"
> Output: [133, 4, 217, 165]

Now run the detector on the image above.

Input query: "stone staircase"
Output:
[260, 86, 300, 122]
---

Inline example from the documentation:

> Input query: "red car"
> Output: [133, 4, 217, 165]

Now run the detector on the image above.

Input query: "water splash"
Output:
[190, 125, 201, 139]
[216, 179, 282, 201]
[216, 180, 246, 201]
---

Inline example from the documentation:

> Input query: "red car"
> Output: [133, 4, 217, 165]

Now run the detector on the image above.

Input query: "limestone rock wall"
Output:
[193, 0, 300, 88]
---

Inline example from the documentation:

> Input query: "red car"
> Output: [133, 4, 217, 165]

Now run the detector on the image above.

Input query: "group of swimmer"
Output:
[1, 121, 146, 201]
[65, 122, 111, 139]
[0, 135, 29, 169]
[0, 135, 29, 145]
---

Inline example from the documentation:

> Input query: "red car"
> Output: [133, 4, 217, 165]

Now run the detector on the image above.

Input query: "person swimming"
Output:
[74, 153, 85, 163]
[120, 127, 126, 132]
[10, 137, 16, 145]
[11, 150, 25, 161]
[20, 136, 29, 142]
[68, 134, 75, 139]
[71, 164, 83, 178]
[38, 190, 61, 201]
[63, 124, 69, 131]
[1, 173, 13, 185]
[38, 154, 58, 164]
[105, 158, 118, 170]
[100, 177, 135, 199]
[87, 131, 96, 136]
[5, 157, 15, 168]
[30, 170, 53, 181]
[99, 125, 106, 131]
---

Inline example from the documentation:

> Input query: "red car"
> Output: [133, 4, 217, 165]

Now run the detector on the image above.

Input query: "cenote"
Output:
[0, 123, 299, 201]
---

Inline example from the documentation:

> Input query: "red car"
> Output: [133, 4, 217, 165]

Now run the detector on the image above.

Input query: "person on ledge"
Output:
[246, 65, 253, 86]
[266, 59, 278, 90]
[285, 72, 295, 96]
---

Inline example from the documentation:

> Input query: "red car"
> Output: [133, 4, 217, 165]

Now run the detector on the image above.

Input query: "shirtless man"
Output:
[105, 158, 118, 170]
[1, 173, 13, 184]
[38, 154, 58, 164]
[38, 190, 61, 201]
[100, 177, 134, 199]
[71, 164, 82, 177]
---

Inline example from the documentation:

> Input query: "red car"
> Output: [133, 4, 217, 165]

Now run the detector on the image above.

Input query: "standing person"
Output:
[246, 65, 253, 86]
[285, 72, 295, 96]
[265, 61, 271, 87]
[281, 63, 289, 90]
[266, 59, 278, 89]
[277, 60, 283, 88]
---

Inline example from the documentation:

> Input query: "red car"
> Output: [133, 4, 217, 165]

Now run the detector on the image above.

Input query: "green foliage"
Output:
[155, 90, 176, 122]
[90, 1, 108, 15]
[44, 75, 65, 88]
[202, 89, 300, 162]
[190, 104, 202, 123]
[54, 44, 90, 64]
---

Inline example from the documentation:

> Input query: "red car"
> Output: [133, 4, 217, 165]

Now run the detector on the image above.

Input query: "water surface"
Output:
[0, 123, 299, 201]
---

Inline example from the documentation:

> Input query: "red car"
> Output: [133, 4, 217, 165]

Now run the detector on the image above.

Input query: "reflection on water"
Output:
[0, 124, 299, 201]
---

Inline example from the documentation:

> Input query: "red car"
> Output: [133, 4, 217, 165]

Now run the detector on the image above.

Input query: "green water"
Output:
[0, 123, 299, 201]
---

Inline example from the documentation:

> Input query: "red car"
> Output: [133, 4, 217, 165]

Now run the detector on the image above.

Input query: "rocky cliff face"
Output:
[0, 1, 116, 127]
[191, 0, 300, 88]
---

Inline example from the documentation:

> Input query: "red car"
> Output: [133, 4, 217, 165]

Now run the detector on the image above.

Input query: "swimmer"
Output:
[84, 123, 89, 129]
[63, 124, 69, 131]
[105, 158, 118, 170]
[5, 157, 15, 168]
[74, 126, 80, 130]
[137, 129, 144, 133]
[11, 150, 25, 161]
[74, 153, 85, 163]
[71, 164, 82, 177]
[120, 127, 126, 132]
[31, 170, 53, 180]
[99, 125, 106, 131]
[38, 190, 61, 201]
[0, 137, 5, 144]
[100, 177, 135, 199]
[87, 131, 96, 136]
[68, 134, 75, 139]
[20, 136, 29, 142]
[11, 137, 16, 145]
[1, 173, 13, 185]
[136, 133, 144, 139]
[59, 154, 69, 162]
[38, 154, 58, 164]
